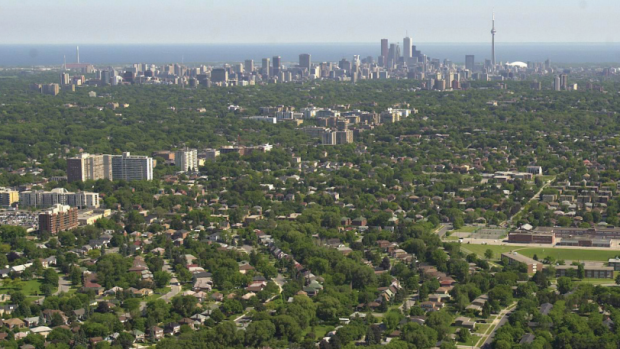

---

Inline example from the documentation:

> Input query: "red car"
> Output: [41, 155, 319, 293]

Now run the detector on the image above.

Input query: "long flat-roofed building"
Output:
[555, 262, 613, 279]
[19, 188, 99, 209]
[523, 226, 620, 240]
[508, 230, 555, 244]
[501, 252, 543, 274]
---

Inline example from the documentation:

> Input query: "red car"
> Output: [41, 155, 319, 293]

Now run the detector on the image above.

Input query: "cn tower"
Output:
[491, 12, 496, 68]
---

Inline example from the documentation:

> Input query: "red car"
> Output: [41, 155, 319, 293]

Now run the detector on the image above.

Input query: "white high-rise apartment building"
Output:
[67, 153, 114, 182]
[19, 188, 100, 208]
[112, 152, 153, 181]
[175, 148, 198, 172]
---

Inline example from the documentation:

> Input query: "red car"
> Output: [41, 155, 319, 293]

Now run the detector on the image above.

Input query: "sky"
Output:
[1, 0, 619, 44]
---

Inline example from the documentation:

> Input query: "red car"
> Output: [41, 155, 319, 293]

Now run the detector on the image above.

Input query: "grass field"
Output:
[0, 279, 44, 296]
[452, 226, 479, 233]
[462, 243, 620, 262]
[302, 325, 334, 339]
[574, 277, 617, 285]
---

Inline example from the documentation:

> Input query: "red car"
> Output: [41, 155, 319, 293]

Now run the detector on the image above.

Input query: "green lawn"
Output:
[573, 277, 617, 285]
[144, 287, 172, 302]
[462, 244, 620, 262]
[475, 324, 491, 334]
[0, 279, 45, 297]
[302, 325, 334, 339]
[452, 226, 479, 233]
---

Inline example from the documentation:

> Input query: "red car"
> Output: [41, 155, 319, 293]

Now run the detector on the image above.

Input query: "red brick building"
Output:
[39, 204, 78, 234]
[508, 230, 555, 244]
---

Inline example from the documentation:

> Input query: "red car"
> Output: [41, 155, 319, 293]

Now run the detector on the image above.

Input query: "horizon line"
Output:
[1, 41, 620, 45]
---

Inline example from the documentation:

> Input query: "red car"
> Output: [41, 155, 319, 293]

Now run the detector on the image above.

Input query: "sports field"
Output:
[462, 243, 620, 262]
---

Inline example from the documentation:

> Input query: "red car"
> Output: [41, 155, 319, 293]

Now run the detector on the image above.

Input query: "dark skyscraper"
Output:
[299, 54, 311, 70]
[272, 56, 281, 77]
[381, 39, 388, 66]
[465, 55, 475, 71]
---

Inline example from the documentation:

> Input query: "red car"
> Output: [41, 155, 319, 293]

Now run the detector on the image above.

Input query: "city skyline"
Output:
[2, 0, 620, 44]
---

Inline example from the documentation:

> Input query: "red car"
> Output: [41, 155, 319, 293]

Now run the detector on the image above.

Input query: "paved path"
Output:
[502, 177, 555, 226]
[436, 224, 453, 238]
[53, 275, 71, 296]
[476, 302, 517, 348]
[160, 261, 181, 302]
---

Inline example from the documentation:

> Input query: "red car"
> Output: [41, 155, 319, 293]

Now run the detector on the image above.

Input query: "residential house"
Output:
[1, 318, 24, 330]
[30, 326, 52, 338]
[150, 326, 164, 340]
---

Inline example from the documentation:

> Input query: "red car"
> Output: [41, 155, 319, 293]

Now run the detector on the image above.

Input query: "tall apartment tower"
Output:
[272, 56, 281, 77]
[560, 74, 568, 90]
[380, 39, 388, 66]
[299, 54, 311, 70]
[465, 55, 475, 71]
[262, 58, 270, 76]
[60, 72, 70, 85]
[553, 76, 561, 91]
[67, 153, 114, 182]
[175, 148, 198, 173]
[112, 152, 154, 181]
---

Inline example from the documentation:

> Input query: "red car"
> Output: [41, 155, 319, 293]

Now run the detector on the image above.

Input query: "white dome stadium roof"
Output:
[506, 61, 528, 68]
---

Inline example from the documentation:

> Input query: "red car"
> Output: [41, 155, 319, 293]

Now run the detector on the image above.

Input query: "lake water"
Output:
[3, 43, 620, 66]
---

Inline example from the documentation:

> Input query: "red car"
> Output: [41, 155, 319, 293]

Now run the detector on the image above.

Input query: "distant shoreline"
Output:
[1, 43, 619, 66]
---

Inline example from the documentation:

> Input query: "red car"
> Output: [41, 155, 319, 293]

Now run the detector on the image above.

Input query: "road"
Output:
[53, 275, 71, 296]
[159, 261, 181, 302]
[476, 302, 517, 348]
[503, 177, 555, 226]
[436, 224, 453, 238]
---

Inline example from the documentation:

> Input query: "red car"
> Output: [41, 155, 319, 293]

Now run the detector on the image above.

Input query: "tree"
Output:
[40, 283, 53, 297]
[43, 268, 59, 287]
[245, 320, 276, 347]
[615, 273, 620, 285]
[115, 332, 135, 349]
[316, 296, 343, 322]
[171, 295, 197, 318]
[577, 263, 585, 279]
[484, 249, 493, 260]
[47, 327, 74, 342]
[272, 315, 301, 342]
[122, 298, 141, 313]
[153, 271, 172, 289]
[70, 266, 82, 286]
[383, 310, 404, 332]
[380, 256, 391, 271]
[146, 299, 170, 323]
[453, 217, 464, 230]
[221, 298, 243, 316]
[286, 295, 316, 329]
[557, 276, 573, 294]
[51, 312, 65, 327]
[426, 311, 452, 339]
[457, 329, 471, 343]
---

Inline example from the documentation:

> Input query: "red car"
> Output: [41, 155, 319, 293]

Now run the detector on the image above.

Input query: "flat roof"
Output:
[501, 252, 539, 265]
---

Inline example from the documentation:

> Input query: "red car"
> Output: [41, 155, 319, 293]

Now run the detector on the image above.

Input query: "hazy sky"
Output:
[1, 0, 619, 44]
